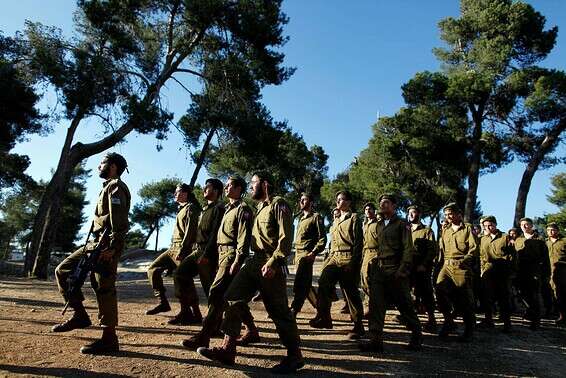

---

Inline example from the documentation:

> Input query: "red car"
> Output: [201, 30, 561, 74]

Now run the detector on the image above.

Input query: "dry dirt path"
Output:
[1, 267, 565, 377]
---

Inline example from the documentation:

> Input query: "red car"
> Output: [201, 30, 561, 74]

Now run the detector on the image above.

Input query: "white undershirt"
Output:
[384, 219, 390, 226]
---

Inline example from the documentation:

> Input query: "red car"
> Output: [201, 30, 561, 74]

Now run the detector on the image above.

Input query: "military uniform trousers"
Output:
[368, 259, 422, 335]
[222, 255, 300, 349]
[436, 259, 476, 325]
[174, 246, 215, 305]
[412, 266, 435, 315]
[516, 268, 541, 321]
[55, 242, 121, 327]
[361, 249, 378, 298]
[481, 265, 512, 323]
[317, 252, 363, 323]
[552, 265, 566, 316]
[290, 250, 318, 313]
[201, 246, 252, 335]
[147, 245, 182, 298]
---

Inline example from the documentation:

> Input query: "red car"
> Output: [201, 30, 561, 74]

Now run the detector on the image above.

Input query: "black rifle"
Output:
[61, 226, 111, 315]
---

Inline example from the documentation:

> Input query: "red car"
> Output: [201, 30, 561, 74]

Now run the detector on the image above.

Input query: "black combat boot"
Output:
[270, 346, 305, 374]
[80, 329, 119, 355]
[145, 294, 171, 315]
[347, 321, 365, 340]
[52, 302, 91, 332]
[359, 334, 384, 353]
[197, 335, 237, 365]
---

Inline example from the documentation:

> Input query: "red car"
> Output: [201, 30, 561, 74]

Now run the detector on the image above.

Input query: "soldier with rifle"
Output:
[52, 153, 130, 355]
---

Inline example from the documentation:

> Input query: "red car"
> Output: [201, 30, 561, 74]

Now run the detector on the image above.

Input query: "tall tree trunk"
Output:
[464, 106, 485, 223]
[141, 223, 156, 249]
[154, 225, 159, 252]
[189, 126, 216, 187]
[513, 123, 566, 227]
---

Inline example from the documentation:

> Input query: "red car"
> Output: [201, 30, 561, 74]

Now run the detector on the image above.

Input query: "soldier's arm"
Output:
[312, 214, 327, 255]
[235, 206, 253, 265]
[351, 214, 363, 266]
[398, 223, 415, 275]
[463, 227, 479, 262]
[180, 204, 199, 257]
[107, 183, 130, 251]
[424, 229, 437, 267]
[266, 200, 293, 268]
[202, 205, 225, 260]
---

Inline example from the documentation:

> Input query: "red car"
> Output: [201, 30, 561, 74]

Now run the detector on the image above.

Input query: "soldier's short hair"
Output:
[547, 222, 559, 230]
[363, 202, 376, 211]
[228, 175, 247, 195]
[443, 202, 461, 213]
[407, 205, 420, 213]
[519, 217, 534, 225]
[252, 171, 274, 185]
[301, 192, 314, 202]
[335, 190, 352, 201]
[508, 227, 519, 234]
[104, 152, 128, 176]
[177, 183, 192, 193]
[379, 193, 397, 204]
[206, 178, 224, 196]
[482, 215, 497, 225]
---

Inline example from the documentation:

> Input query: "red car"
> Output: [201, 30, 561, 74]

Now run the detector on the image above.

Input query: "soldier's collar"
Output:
[178, 202, 189, 210]
[301, 211, 313, 220]
[228, 199, 241, 209]
[340, 211, 352, 221]
[366, 217, 377, 224]
[411, 222, 425, 230]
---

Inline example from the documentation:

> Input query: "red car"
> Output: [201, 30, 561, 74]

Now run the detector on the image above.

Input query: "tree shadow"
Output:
[0, 364, 130, 377]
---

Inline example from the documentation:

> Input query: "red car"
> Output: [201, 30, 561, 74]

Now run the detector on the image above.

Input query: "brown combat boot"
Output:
[236, 327, 261, 346]
[52, 303, 91, 333]
[182, 331, 210, 350]
[270, 346, 305, 374]
[197, 335, 237, 365]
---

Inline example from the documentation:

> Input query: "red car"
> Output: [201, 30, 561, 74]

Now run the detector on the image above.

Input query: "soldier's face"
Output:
[336, 194, 350, 212]
[98, 158, 113, 179]
[174, 188, 188, 204]
[333, 209, 341, 219]
[443, 209, 461, 224]
[408, 209, 420, 223]
[520, 221, 533, 234]
[225, 179, 242, 200]
[547, 227, 558, 238]
[483, 221, 497, 235]
[203, 182, 218, 201]
[250, 175, 265, 200]
[509, 230, 517, 239]
[364, 206, 376, 220]
[379, 199, 395, 216]
[300, 195, 312, 211]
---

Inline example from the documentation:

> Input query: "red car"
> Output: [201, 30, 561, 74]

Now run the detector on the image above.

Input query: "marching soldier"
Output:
[172, 178, 225, 324]
[479, 216, 515, 333]
[290, 193, 327, 316]
[546, 223, 566, 326]
[310, 190, 365, 340]
[145, 183, 201, 323]
[197, 172, 304, 374]
[407, 205, 437, 331]
[436, 203, 478, 342]
[359, 194, 422, 353]
[361, 202, 378, 316]
[514, 217, 549, 329]
[182, 176, 255, 350]
[52, 153, 130, 354]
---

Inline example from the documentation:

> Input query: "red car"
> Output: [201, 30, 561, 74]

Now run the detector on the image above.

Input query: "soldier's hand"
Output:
[98, 249, 114, 263]
[229, 261, 241, 276]
[261, 264, 275, 279]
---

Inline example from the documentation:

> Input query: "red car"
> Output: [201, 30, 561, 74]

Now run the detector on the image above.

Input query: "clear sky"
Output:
[4, 1, 565, 248]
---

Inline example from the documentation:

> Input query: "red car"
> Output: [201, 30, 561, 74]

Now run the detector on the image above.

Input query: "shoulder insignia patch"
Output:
[111, 197, 121, 205]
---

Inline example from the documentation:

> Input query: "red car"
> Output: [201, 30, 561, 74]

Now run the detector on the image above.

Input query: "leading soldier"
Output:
[52, 153, 130, 354]
[145, 183, 201, 322]
[290, 193, 327, 317]
[197, 172, 304, 374]
[546, 222, 566, 326]
[436, 203, 478, 341]
[359, 194, 422, 353]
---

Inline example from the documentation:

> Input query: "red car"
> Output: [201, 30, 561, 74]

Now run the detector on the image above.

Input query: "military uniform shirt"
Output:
[411, 223, 436, 267]
[439, 223, 478, 264]
[196, 200, 225, 260]
[93, 178, 131, 251]
[547, 236, 566, 266]
[365, 215, 414, 273]
[330, 211, 363, 264]
[251, 196, 293, 268]
[514, 234, 549, 276]
[294, 212, 327, 255]
[171, 201, 201, 256]
[479, 231, 515, 274]
[217, 199, 253, 263]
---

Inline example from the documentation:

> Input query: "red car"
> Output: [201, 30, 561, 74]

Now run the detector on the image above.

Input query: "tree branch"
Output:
[176, 68, 207, 80]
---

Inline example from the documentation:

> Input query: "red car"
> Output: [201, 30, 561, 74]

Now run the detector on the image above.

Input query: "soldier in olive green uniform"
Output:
[145, 184, 201, 322]
[198, 172, 304, 374]
[359, 195, 422, 353]
[52, 153, 130, 354]
[479, 216, 516, 332]
[173, 178, 225, 324]
[182, 176, 254, 350]
[514, 217, 549, 329]
[407, 205, 437, 330]
[546, 223, 566, 326]
[310, 190, 365, 340]
[436, 203, 478, 341]
[361, 202, 378, 313]
[290, 193, 327, 316]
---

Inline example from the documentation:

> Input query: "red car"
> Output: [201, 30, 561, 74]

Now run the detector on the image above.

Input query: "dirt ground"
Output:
[1, 261, 565, 377]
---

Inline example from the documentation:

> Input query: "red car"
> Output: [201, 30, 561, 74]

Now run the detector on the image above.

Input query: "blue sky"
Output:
[4, 1, 565, 248]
